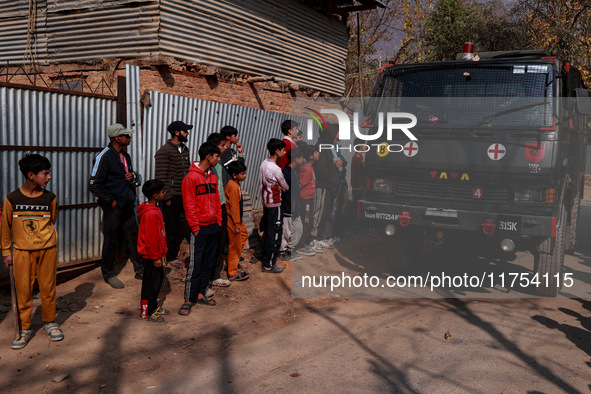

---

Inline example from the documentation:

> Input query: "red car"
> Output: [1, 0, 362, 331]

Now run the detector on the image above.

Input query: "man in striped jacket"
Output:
[258, 138, 289, 273]
[154, 120, 192, 268]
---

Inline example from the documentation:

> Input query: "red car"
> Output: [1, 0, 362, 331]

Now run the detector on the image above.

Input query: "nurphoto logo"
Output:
[304, 107, 418, 153]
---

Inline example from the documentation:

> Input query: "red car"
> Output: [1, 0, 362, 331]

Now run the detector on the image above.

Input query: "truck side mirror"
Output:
[574, 88, 591, 115]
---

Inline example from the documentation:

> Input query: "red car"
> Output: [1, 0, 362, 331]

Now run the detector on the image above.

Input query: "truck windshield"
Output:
[376, 63, 555, 128]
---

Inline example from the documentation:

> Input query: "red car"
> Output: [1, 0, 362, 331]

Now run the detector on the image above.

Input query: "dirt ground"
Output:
[0, 242, 339, 393]
[1, 214, 591, 392]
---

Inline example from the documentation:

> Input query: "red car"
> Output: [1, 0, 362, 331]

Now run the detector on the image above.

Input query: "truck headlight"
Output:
[514, 188, 541, 203]
[372, 178, 394, 193]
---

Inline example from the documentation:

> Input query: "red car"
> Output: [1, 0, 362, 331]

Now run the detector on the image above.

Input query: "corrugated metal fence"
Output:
[0, 86, 117, 274]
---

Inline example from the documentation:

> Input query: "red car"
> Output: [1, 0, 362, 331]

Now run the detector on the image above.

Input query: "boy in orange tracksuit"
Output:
[137, 179, 169, 322]
[224, 161, 249, 281]
[2, 154, 62, 349]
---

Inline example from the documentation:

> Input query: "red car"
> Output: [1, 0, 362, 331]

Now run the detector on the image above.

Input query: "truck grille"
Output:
[396, 181, 508, 203]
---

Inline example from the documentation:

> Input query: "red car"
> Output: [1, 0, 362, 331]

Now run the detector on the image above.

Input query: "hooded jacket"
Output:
[182, 161, 222, 233]
[137, 202, 168, 260]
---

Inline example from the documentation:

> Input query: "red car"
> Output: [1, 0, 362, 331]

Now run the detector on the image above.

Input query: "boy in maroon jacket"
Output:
[179, 142, 222, 315]
[137, 179, 168, 322]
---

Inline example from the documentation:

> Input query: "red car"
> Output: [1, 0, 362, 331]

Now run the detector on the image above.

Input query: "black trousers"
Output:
[184, 224, 220, 303]
[100, 204, 143, 280]
[140, 257, 164, 316]
[261, 206, 283, 268]
[160, 195, 191, 262]
[297, 199, 314, 249]
[211, 204, 228, 281]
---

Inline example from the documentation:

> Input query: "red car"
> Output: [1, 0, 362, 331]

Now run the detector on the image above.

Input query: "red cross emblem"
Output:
[403, 141, 419, 157]
[487, 143, 506, 160]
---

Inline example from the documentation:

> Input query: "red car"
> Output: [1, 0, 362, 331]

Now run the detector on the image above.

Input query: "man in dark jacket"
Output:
[89, 123, 143, 289]
[155, 120, 192, 267]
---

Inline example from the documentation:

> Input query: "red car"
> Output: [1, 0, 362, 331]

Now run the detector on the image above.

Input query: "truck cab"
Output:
[359, 47, 591, 296]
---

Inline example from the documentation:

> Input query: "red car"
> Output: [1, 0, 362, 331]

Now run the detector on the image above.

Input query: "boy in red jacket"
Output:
[137, 179, 168, 322]
[179, 142, 222, 316]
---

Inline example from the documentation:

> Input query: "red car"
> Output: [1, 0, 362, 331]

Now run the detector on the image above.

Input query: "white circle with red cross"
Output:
[487, 143, 506, 160]
[403, 141, 419, 157]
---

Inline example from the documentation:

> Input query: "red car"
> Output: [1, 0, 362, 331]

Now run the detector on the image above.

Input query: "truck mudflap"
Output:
[359, 200, 556, 238]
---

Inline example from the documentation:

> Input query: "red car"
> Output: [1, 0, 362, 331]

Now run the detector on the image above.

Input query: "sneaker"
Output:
[250, 256, 260, 264]
[298, 247, 316, 256]
[134, 272, 144, 280]
[11, 329, 33, 349]
[43, 322, 64, 342]
[106, 276, 125, 289]
[279, 250, 292, 260]
[291, 251, 302, 261]
[205, 286, 215, 298]
[212, 278, 231, 287]
[316, 239, 335, 249]
[261, 265, 284, 273]
[308, 242, 324, 253]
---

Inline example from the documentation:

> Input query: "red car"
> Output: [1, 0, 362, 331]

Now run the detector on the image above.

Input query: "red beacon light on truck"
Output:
[461, 42, 474, 60]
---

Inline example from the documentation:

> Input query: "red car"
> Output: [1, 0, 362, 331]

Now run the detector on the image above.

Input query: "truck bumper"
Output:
[358, 200, 556, 238]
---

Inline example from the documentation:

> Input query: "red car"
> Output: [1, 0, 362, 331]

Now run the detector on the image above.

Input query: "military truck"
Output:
[358, 46, 591, 296]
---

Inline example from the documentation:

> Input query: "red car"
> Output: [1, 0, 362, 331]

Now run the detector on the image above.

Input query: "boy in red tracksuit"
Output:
[138, 179, 168, 322]
[178, 142, 222, 316]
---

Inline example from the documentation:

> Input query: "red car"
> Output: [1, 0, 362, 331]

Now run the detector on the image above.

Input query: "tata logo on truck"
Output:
[304, 108, 418, 152]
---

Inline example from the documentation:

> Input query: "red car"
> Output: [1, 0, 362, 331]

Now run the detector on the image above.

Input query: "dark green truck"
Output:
[359, 49, 591, 296]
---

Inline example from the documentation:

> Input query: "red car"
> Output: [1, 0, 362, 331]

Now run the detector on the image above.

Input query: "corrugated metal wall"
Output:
[142, 90, 312, 209]
[0, 0, 160, 65]
[0, 86, 117, 274]
[159, 0, 347, 95]
[0, 0, 347, 94]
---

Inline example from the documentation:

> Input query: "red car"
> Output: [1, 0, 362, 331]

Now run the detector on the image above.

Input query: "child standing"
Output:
[2, 154, 62, 349]
[296, 144, 320, 255]
[179, 142, 222, 315]
[280, 148, 305, 260]
[137, 179, 169, 322]
[259, 138, 289, 273]
[224, 161, 249, 281]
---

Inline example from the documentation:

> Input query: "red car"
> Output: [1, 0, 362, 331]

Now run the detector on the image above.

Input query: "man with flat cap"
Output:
[155, 120, 192, 268]
[89, 123, 143, 289]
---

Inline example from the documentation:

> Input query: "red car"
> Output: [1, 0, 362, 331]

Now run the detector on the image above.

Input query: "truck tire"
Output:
[533, 205, 566, 297]
[564, 195, 580, 254]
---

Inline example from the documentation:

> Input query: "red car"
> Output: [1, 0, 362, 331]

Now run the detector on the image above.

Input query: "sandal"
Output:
[178, 303, 192, 316]
[196, 296, 216, 306]
[229, 271, 250, 281]
[153, 307, 169, 316]
[43, 322, 64, 342]
[211, 278, 230, 287]
[141, 312, 165, 322]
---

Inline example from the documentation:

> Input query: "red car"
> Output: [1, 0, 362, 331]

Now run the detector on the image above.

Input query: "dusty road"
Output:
[1, 196, 591, 392]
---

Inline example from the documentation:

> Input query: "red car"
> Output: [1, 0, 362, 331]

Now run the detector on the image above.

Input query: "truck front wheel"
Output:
[533, 205, 566, 297]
